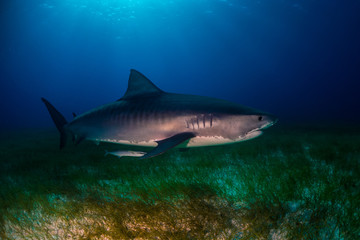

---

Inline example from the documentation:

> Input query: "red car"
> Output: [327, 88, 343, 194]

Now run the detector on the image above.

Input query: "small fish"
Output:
[104, 150, 147, 158]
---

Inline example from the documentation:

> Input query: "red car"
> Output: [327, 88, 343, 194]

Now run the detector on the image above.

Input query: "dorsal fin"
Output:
[120, 69, 164, 100]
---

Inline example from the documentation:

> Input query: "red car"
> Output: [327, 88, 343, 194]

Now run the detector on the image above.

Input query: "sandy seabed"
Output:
[0, 125, 359, 239]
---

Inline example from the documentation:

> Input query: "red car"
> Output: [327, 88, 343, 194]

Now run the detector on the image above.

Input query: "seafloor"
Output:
[0, 125, 359, 239]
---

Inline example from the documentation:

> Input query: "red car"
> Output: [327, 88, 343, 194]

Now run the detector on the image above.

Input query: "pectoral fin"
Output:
[140, 132, 196, 159]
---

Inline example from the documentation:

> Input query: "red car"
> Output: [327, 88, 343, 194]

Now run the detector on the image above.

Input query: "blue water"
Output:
[1, 0, 359, 128]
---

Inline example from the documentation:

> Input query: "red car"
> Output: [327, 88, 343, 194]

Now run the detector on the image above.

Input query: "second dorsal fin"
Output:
[120, 69, 164, 100]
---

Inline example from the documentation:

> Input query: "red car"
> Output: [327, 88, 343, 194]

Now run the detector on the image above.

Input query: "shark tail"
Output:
[41, 97, 68, 149]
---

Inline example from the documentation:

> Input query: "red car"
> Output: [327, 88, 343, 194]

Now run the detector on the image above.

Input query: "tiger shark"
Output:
[42, 69, 277, 159]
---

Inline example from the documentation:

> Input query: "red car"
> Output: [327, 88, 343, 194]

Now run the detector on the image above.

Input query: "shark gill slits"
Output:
[186, 115, 214, 129]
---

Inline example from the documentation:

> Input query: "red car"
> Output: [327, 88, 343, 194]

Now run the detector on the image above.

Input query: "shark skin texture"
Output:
[42, 69, 278, 159]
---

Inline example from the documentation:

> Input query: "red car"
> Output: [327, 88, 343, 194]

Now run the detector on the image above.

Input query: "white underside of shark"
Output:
[90, 130, 263, 147]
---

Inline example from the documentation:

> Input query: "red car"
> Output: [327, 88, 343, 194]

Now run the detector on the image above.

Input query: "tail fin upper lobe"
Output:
[41, 97, 68, 149]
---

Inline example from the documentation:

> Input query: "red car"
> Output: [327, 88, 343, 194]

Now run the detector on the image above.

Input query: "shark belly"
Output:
[187, 130, 263, 147]
[71, 113, 186, 147]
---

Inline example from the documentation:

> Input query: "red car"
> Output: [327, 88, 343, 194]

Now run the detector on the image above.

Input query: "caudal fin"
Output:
[41, 97, 68, 149]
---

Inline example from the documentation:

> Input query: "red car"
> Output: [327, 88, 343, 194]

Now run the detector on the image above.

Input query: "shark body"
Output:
[42, 69, 277, 158]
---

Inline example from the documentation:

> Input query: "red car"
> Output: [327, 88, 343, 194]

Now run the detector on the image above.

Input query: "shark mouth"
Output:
[246, 127, 261, 136]
[243, 129, 263, 140]
[261, 120, 277, 130]
[245, 124, 268, 136]
[244, 120, 277, 139]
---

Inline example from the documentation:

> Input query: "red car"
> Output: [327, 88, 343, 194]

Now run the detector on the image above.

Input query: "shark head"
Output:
[236, 113, 278, 141]
[206, 107, 278, 143]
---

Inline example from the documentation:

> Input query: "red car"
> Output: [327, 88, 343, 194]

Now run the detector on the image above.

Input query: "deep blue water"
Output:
[1, 0, 359, 128]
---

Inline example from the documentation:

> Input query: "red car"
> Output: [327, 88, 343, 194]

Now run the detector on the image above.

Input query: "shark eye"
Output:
[258, 116, 263, 121]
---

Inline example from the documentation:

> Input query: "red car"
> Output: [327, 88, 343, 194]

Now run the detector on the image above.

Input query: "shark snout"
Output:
[260, 114, 278, 129]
